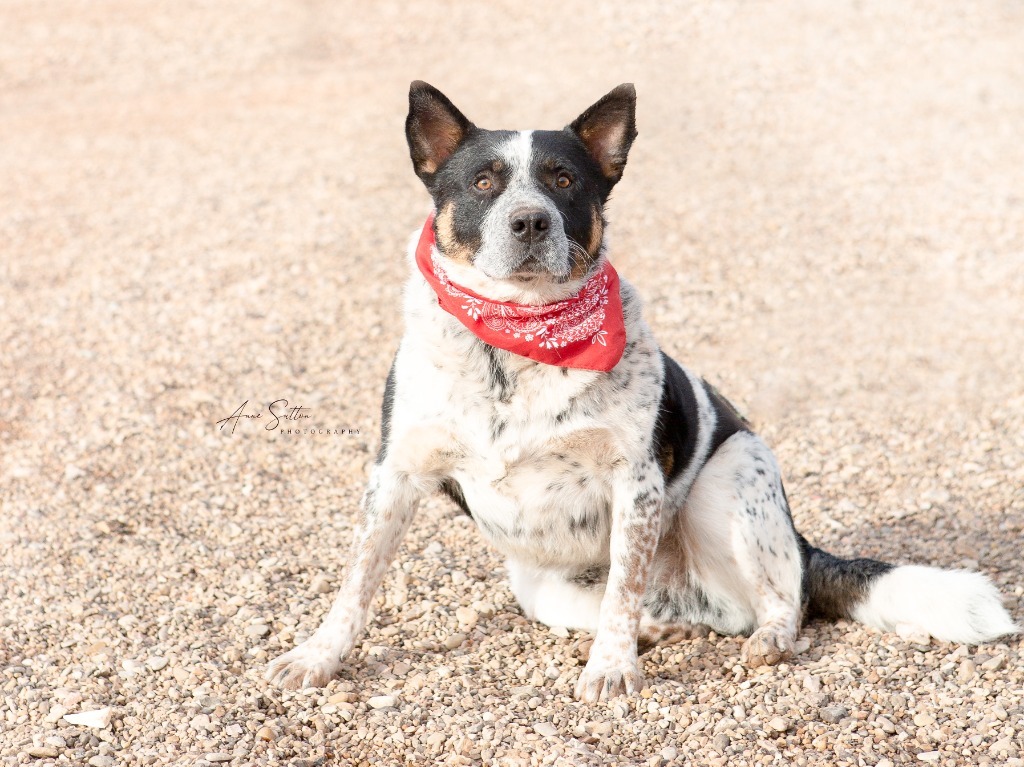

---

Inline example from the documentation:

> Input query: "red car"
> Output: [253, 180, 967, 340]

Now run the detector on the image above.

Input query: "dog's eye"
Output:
[474, 176, 493, 191]
[556, 173, 573, 189]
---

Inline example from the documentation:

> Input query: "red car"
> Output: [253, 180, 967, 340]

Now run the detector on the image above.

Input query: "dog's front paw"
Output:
[265, 634, 347, 689]
[574, 652, 644, 703]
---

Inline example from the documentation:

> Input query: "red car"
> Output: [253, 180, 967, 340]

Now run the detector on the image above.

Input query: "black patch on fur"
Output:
[643, 586, 680, 621]
[643, 582, 731, 629]
[703, 379, 751, 453]
[798, 534, 895, 621]
[571, 565, 609, 588]
[375, 356, 398, 464]
[568, 508, 600, 536]
[481, 343, 515, 402]
[439, 477, 472, 519]
[652, 351, 701, 483]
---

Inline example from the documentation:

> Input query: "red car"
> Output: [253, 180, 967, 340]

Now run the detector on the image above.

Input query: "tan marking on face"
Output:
[570, 207, 604, 281]
[435, 202, 475, 263]
[587, 207, 605, 257]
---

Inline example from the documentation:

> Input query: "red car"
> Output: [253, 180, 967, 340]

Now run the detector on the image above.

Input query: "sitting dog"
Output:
[267, 82, 1018, 702]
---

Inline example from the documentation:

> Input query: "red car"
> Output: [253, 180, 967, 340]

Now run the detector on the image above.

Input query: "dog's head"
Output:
[406, 82, 637, 302]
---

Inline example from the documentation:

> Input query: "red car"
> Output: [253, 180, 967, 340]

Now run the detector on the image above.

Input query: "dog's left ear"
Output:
[567, 84, 637, 185]
[406, 81, 474, 183]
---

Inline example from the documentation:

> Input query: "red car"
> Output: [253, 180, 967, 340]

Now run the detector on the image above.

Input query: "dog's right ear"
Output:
[406, 81, 474, 183]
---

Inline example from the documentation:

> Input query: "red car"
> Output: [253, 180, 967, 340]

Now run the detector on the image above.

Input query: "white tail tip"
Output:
[852, 565, 1019, 644]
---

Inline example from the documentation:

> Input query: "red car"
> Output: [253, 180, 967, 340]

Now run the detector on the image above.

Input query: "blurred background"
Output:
[1, 1, 1022, 764]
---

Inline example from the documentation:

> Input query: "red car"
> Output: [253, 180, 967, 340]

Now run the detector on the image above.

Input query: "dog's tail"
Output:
[799, 535, 1018, 644]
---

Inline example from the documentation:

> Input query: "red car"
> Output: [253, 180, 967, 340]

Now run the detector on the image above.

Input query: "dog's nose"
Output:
[509, 209, 551, 243]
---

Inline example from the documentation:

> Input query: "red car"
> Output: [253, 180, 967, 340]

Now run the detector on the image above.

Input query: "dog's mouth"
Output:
[510, 255, 545, 280]
[507, 252, 572, 283]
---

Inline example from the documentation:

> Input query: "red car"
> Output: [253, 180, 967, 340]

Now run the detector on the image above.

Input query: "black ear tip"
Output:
[613, 83, 636, 102]
[409, 80, 435, 98]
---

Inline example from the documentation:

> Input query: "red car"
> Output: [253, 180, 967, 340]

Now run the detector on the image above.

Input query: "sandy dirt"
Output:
[1, 1, 1023, 765]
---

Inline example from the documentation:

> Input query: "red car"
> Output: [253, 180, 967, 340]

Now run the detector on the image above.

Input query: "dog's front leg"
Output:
[266, 466, 420, 689]
[575, 460, 662, 702]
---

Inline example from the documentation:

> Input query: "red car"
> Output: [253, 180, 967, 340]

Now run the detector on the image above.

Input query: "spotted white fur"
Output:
[267, 84, 1018, 700]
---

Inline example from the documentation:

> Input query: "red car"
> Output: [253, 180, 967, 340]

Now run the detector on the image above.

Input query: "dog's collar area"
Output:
[415, 213, 627, 371]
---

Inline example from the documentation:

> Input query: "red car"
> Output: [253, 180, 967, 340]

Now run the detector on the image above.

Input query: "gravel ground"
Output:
[2, 1, 1023, 765]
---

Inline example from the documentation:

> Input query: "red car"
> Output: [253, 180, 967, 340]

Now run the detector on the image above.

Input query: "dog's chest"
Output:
[433, 353, 619, 567]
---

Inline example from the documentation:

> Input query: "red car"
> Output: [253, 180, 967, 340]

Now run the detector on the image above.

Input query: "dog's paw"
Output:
[265, 635, 345, 689]
[741, 626, 795, 668]
[574, 653, 644, 703]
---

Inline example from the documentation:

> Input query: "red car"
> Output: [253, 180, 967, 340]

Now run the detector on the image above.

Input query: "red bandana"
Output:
[415, 214, 626, 371]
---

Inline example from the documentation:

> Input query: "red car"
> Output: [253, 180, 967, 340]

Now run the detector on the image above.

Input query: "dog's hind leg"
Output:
[671, 431, 804, 667]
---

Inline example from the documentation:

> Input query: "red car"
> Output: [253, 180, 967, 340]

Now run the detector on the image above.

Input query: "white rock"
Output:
[368, 695, 397, 709]
[245, 622, 270, 637]
[147, 656, 168, 671]
[455, 606, 479, 626]
[88, 756, 114, 767]
[205, 754, 232, 763]
[917, 752, 940, 763]
[121, 659, 146, 676]
[534, 722, 558, 737]
[63, 707, 112, 729]
[990, 738, 1015, 755]
[44, 704, 68, 724]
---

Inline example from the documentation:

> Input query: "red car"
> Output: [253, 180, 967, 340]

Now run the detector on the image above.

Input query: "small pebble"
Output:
[981, 654, 1005, 671]
[913, 713, 936, 727]
[245, 623, 271, 637]
[63, 707, 112, 729]
[205, 754, 232, 763]
[875, 716, 897, 734]
[310, 575, 333, 594]
[27, 748, 58, 759]
[454, 606, 478, 626]
[88, 757, 114, 767]
[958, 659, 977, 681]
[821, 706, 848, 723]
[768, 716, 790, 733]
[443, 633, 467, 649]
[534, 722, 558, 737]
[368, 695, 397, 709]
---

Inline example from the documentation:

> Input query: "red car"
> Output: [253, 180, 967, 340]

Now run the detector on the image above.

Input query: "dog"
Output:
[266, 82, 1018, 702]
